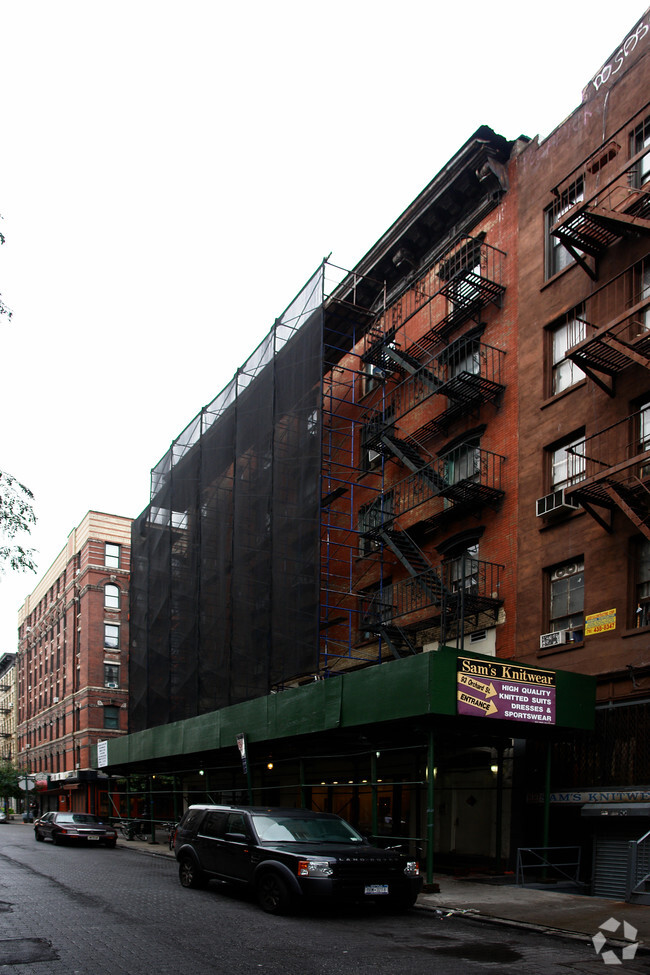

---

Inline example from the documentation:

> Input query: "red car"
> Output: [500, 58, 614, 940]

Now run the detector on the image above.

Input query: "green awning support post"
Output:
[300, 759, 309, 809]
[148, 776, 157, 844]
[495, 741, 503, 872]
[543, 740, 552, 849]
[371, 752, 378, 840]
[426, 728, 435, 885]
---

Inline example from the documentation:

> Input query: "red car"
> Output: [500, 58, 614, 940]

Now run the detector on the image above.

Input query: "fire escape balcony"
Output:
[360, 443, 505, 540]
[564, 409, 650, 539]
[550, 144, 650, 278]
[432, 236, 506, 343]
[360, 558, 503, 635]
[567, 296, 650, 395]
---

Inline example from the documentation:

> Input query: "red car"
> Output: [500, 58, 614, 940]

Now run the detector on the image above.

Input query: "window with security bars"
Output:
[549, 561, 584, 636]
[550, 310, 586, 394]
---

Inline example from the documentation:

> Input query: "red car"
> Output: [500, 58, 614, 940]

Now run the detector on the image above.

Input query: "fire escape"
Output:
[549, 115, 650, 282]
[551, 111, 650, 541]
[565, 409, 650, 541]
[356, 236, 506, 654]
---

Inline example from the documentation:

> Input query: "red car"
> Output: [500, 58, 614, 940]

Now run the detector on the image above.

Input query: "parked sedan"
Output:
[34, 812, 117, 847]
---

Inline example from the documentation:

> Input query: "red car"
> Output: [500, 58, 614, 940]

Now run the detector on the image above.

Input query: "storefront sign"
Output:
[584, 608, 616, 636]
[528, 790, 650, 804]
[457, 656, 556, 725]
[97, 740, 108, 768]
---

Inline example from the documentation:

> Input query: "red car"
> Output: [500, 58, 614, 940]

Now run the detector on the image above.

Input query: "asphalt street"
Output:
[0, 822, 647, 974]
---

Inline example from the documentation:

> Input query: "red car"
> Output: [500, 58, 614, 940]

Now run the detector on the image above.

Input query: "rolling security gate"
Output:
[582, 803, 650, 898]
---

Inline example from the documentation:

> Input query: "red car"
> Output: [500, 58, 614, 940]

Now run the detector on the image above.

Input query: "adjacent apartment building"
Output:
[16, 511, 131, 814]
[514, 11, 650, 896]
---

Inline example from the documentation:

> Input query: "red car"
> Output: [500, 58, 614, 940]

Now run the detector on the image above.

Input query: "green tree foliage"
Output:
[0, 471, 37, 574]
[0, 759, 24, 802]
[1, 217, 35, 573]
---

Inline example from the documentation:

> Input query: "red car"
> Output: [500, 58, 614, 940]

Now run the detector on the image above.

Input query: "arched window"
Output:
[104, 584, 120, 610]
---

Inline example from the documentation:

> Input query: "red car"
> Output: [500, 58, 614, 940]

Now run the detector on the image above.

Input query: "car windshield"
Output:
[57, 814, 104, 825]
[252, 814, 364, 844]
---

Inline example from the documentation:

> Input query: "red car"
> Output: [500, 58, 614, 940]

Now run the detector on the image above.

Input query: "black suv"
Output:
[174, 804, 422, 914]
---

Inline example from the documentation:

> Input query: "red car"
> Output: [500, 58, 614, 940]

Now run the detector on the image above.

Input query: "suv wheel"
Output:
[256, 872, 293, 915]
[178, 855, 206, 889]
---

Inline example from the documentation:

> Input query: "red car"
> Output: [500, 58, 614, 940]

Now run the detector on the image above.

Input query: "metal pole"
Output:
[426, 729, 435, 885]
[542, 740, 552, 848]
[370, 752, 378, 840]
[494, 742, 503, 872]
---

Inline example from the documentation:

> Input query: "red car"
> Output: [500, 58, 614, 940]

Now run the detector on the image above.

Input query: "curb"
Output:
[414, 901, 650, 955]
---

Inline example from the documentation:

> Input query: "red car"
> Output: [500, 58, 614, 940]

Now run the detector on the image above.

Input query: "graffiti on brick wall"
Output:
[591, 18, 649, 92]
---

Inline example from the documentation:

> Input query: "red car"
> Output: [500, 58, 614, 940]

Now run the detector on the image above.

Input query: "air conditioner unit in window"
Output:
[536, 488, 580, 518]
[540, 629, 569, 649]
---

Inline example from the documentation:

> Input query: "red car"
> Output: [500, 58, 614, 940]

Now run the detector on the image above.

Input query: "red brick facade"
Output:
[16, 511, 131, 812]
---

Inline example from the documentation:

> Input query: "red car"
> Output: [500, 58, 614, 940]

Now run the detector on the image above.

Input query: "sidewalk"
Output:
[118, 836, 650, 949]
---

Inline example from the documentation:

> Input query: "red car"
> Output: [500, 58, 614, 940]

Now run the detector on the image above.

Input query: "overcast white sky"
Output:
[0, 0, 647, 652]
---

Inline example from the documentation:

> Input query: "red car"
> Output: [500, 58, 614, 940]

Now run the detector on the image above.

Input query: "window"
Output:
[551, 435, 585, 491]
[546, 178, 584, 278]
[358, 493, 392, 555]
[632, 115, 650, 187]
[447, 339, 481, 379]
[550, 310, 586, 394]
[104, 663, 120, 688]
[103, 706, 120, 731]
[549, 561, 584, 636]
[446, 543, 479, 593]
[104, 584, 120, 610]
[360, 407, 393, 472]
[443, 438, 481, 485]
[105, 543, 120, 568]
[363, 362, 386, 396]
[636, 539, 650, 627]
[104, 623, 120, 650]
[640, 404, 650, 453]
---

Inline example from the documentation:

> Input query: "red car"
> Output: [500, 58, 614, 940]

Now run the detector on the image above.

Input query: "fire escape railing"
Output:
[550, 123, 650, 278]
[360, 558, 504, 628]
[565, 409, 650, 539]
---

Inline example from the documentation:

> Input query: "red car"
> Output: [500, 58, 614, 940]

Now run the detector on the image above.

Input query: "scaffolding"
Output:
[319, 236, 506, 675]
[129, 234, 508, 726]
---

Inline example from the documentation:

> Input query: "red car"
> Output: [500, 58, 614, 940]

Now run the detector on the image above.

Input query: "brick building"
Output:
[16, 511, 131, 815]
[513, 9, 650, 896]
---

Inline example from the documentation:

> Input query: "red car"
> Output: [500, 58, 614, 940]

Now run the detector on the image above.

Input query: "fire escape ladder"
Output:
[373, 622, 418, 659]
[374, 527, 446, 604]
[602, 477, 650, 541]
[378, 432, 447, 493]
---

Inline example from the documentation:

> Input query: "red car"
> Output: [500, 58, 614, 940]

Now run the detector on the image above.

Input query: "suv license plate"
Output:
[365, 884, 389, 895]
[87, 836, 99, 841]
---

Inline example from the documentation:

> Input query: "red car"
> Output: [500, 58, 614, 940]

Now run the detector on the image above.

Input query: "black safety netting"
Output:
[129, 267, 324, 730]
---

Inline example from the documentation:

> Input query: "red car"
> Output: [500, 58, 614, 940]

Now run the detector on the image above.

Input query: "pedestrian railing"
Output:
[515, 846, 582, 887]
